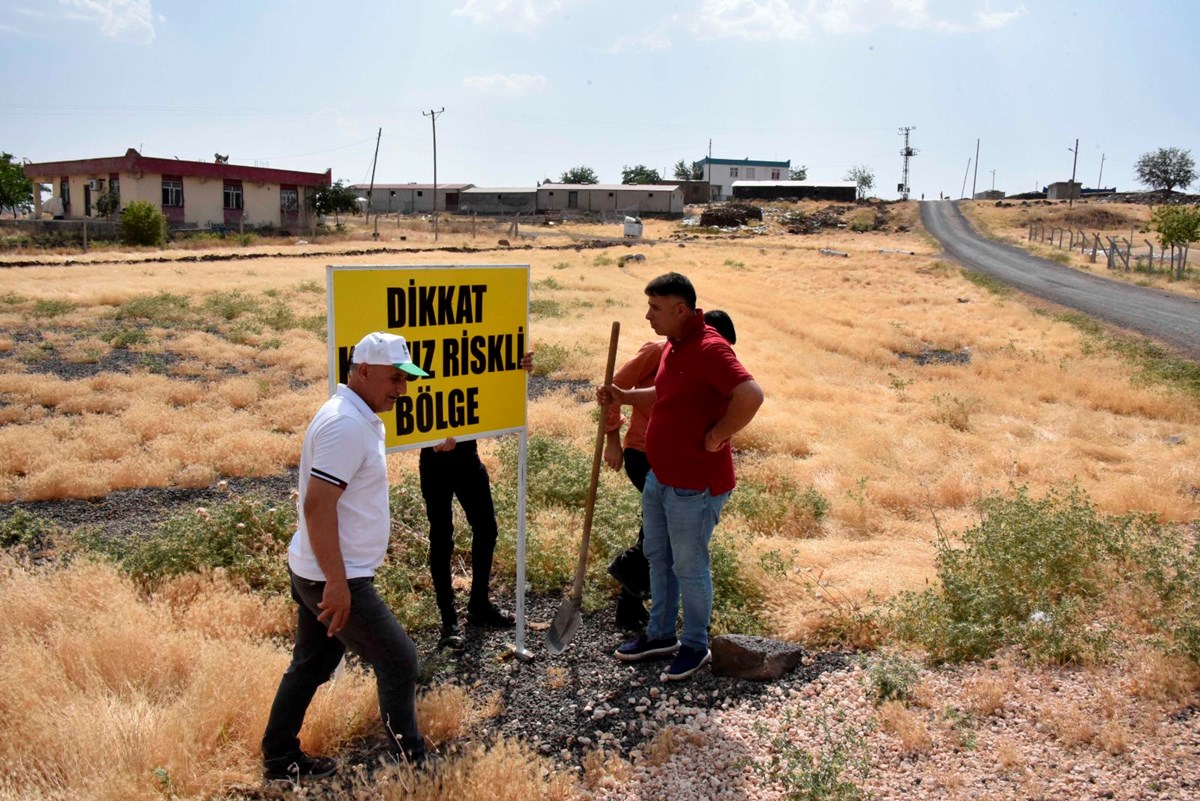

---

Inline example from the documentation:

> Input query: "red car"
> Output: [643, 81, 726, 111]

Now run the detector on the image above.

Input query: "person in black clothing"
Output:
[422, 352, 532, 650]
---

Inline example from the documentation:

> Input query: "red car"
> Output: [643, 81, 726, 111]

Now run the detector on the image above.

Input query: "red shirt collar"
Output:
[670, 308, 706, 345]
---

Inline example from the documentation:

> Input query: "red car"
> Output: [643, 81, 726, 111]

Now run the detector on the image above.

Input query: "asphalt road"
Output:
[920, 200, 1200, 359]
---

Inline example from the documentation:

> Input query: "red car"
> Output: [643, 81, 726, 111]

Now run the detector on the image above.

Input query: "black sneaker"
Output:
[660, 645, 711, 682]
[614, 632, 679, 662]
[607, 545, 651, 599]
[465, 602, 515, 628]
[263, 752, 338, 783]
[437, 624, 464, 650]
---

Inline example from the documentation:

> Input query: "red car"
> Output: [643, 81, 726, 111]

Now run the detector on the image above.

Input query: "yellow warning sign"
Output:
[327, 264, 529, 451]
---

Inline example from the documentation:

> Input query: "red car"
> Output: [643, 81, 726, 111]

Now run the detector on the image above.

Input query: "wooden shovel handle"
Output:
[570, 321, 621, 602]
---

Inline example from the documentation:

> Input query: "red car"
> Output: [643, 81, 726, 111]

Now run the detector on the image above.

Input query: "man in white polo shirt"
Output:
[261, 332, 431, 783]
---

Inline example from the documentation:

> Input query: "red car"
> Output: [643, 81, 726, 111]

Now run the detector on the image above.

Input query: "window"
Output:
[729, 167, 739, 178]
[162, 177, 183, 207]
[280, 187, 299, 212]
[746, 167, 756, 179]
[223, 181, 243, 210]
[771, 169, 781, 180]
[417, 190, 423, 197]
[60, 177, 70, 209]
[109, 174, 121, 202]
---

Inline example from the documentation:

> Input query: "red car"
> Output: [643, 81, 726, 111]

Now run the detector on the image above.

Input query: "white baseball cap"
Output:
[350, 332, 429, 377]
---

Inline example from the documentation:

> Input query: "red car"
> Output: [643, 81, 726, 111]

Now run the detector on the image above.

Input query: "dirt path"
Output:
[920, 200, 1200, 359]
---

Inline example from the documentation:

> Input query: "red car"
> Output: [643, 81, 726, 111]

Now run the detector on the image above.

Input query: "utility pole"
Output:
[1068, 138, 1079, 208]
[423, 108, 444, 241]
[971, 138, 980, 199]
[1097, 152, 1106, 190]
[898, 127, 916, 200]
[366, 127, 381, 240]
[991, 169, 996, 191]
[960, 157, 971, 199]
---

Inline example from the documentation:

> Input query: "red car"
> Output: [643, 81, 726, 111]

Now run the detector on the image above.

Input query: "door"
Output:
[567, 191, 578, 209]
[445, 192, 459, 211]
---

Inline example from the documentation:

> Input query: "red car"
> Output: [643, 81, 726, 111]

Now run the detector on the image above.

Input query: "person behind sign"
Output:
[598, 274, 763, 682]
[422, 351, 534, 651]
[603, 310, 738, 630]
[261, 332, 432, 783]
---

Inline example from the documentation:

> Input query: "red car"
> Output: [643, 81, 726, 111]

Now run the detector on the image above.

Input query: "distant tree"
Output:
[1135, 147, 1196, 193]
[789, 166, 809, 181]
[844, 164, 876, 200]
[312, 180, 360, 224]
[118, 200, 166, 246]
[673, 159, 704, 180]
[621, 164, 662, 185]
[559, 165, 599, 184]
[0, 152, 33, 218]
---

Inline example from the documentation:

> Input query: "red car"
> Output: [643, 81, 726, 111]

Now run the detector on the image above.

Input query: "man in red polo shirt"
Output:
[599, 273, 763, 681]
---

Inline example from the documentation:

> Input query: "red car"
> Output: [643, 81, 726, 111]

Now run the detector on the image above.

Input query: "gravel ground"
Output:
[6, 481, 1200, 799]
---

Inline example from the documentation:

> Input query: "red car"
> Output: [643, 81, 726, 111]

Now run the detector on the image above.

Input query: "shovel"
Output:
[545, 320, 621, 654]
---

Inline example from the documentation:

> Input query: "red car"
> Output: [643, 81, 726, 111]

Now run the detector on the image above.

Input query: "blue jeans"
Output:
[641, 470, 729, 651]
[262, 570, 425, 763]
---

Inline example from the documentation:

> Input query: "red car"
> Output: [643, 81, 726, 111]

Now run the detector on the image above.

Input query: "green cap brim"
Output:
[396, 362, 429, 378]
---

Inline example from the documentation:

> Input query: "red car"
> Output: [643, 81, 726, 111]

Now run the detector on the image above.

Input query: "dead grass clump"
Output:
[416, 684, 475, 745]
[962, 670, 1014, 717]
[217, 376, 263, 409]
[1123, 646, 1200, 703]
[1043, 701, 1098, 747]
[581, 748, 632, 790]
[994, 737, 1025, 773]
[876, 700, 931, 755]
[366, 738, 580, 801]
[640, 724, 708, 767]
[546, 666, 569, 690]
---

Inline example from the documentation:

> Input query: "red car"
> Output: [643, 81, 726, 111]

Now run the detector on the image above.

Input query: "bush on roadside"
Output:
[890, 485, 1160, 664]
[117, 200, 167, 247]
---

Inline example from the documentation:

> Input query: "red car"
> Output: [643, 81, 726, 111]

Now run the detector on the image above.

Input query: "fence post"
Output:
[1144, 239, 1155, 272]
[1107, 237, 1117, 269]
[1090, 234, 1099, 263]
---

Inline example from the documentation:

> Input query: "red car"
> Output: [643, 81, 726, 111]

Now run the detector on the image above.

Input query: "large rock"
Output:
[710, 634, 805, 681]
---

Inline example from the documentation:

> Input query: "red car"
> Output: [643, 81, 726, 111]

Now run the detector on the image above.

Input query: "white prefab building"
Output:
[350, 183, 474, 214]
[536, 184, 684, 216]
[459, 187, 538, 215]
[701, 157, 792, 200]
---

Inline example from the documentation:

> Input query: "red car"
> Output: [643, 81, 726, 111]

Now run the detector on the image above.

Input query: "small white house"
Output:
[350, 183, 474, 214]
[701, 157, 791, 200]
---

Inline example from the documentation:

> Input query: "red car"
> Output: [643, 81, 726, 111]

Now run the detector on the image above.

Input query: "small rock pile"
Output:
[699, 203, 763, 228]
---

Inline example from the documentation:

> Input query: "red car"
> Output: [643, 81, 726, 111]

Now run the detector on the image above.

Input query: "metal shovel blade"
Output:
[544, 596, 582, 654]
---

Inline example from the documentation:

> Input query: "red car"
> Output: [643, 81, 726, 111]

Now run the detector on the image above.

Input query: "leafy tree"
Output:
[94, 187, 121, 220]
[1151, 205, 1200, 248]
[844, 164, 875, 200]
[559, 165, 599, 184]
[789, 165, 809, 181]
[118, 200, 166, 247]
[312, 180, 360, 224]
[0, 152, 33, 218]
[1135, 147, 1196, 193]
[672, 159, 704, 180]
[621, 164, 662, 185]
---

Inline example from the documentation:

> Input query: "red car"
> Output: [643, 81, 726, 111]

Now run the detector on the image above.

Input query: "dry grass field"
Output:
[961, 198, 1200, 298]
[2, 203, 1199, 798]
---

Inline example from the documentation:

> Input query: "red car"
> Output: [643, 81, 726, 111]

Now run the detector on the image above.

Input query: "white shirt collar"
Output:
[335, 384, 385, 437]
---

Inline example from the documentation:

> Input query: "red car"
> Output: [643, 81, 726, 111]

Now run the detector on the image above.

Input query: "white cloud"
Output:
[607, 21, 674, 54]
[683, 0, 1024, 41]
[57, 0, 158, 43]
[462, 73, 548, 95]
[813, 0, 1025, 35]
[692, 0, 812, 42]
[453, 0, 570, 33]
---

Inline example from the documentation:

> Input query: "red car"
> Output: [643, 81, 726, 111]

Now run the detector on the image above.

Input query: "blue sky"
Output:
[2, 1, 1197, 199]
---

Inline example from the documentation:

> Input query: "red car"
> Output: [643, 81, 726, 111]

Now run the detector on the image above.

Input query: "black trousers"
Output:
[613, 448, 652, 604]
[419, 440, 499, 627]
[262, 570, 424, 763]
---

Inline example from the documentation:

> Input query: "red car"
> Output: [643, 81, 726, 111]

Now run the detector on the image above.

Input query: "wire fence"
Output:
[1027, 222, 1191, 279]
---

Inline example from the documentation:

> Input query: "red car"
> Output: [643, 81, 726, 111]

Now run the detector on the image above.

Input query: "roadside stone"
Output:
[710, 634, 806, 681]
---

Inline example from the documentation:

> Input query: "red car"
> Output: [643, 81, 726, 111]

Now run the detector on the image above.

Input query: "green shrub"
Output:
[30, 299, 75, 318]
[101, 326, 149, 349]
[530, 342, 572, 375]
[529, 298, 565, 318]
[204, 290, 261, 321]
[0, 510, 60, 550]
[85, 495, 296, 594]
[752, 709, 872, 801]
[1137, 531, 1200, 663]
[859, 651, 921, 704]
[728, 475, 828, 536]
[118, 200, 167, 247]
[891, 485, 1147, 664]
[711, 531, 769, 635]
[117, 291, 196, 325]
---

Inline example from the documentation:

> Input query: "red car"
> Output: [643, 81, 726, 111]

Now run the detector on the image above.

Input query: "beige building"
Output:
[536, 183, 684, 216]
[23, 148, 331, 230]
